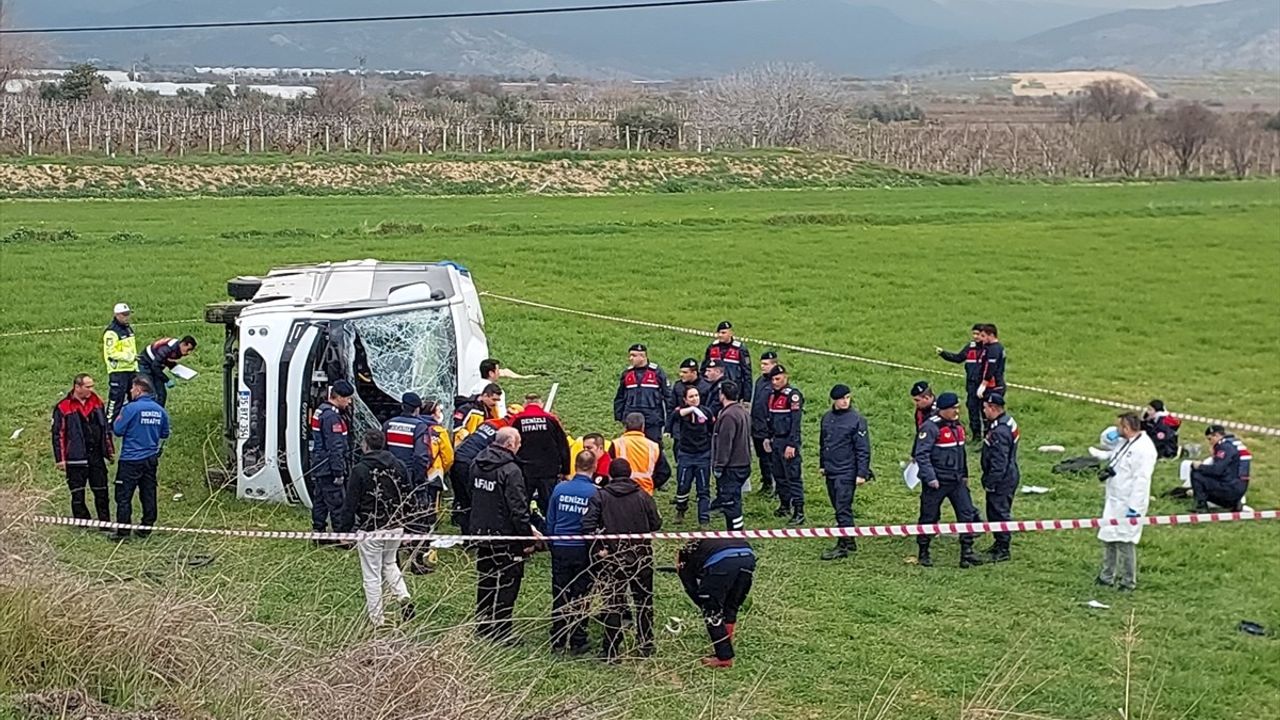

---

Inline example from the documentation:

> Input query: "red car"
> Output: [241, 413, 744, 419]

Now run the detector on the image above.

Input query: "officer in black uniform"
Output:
[1190, 424, 1248, 512]
[309, 380, 355, 537]
[765, 364, 805, 526]
[613, 343, 669, 444]
[819, 384, 872, 560]
[668, 358, 711, 452]
[979, 394, 1020, 562]
[702, 360, 727, 418]
[750, 351, 779, 497]
[704, 321, 752, 403]
[978, 325, 1007, 414]
[914, 392, 984, 568]
[936, 325, 984, 439]
[677, 537, 756, 668]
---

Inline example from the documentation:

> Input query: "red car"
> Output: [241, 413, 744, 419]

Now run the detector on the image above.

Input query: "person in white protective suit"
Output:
[1088, 412, 1157, 592]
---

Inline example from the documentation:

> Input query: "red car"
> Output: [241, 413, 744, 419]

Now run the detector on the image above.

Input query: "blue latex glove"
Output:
[165, 379, 176, 389]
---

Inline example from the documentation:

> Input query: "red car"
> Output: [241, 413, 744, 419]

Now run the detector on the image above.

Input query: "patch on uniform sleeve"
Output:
[791, 395, 802, 409]
[919, 432, 928, 440]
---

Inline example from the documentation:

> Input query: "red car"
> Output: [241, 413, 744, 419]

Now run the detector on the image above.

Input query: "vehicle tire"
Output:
[204, 302, 246, 325]
[227, 277, 262, 301]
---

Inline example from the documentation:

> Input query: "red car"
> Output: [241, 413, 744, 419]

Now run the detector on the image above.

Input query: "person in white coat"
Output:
[1089, 412, 1157, 591]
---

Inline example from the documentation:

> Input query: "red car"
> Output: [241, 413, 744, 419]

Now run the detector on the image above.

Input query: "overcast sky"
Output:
[1019, 0, 1226, 6]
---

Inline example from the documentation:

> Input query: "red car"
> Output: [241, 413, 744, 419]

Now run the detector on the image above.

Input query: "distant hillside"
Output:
[7, 0, 1275, 77]
[941, 0, 1280, 74]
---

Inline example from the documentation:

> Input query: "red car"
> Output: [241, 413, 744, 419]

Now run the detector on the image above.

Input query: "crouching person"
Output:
[336, 429, 416, 626]
[583, 459, 662, 662]
[677, 538, 755, 668]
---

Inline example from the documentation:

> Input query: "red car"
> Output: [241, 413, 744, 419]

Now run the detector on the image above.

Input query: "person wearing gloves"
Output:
[818, 384, 872, 561]
[335, 429, 416, 627]
[1189, 424, 1249, 512]
[671, 383, 715, 527]
[1090, 412, 1157, 592]
[676, 537, 756, 668]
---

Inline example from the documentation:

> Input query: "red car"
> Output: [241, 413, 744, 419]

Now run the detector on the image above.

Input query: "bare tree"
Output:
[695, 63, 843, 148]
[1081, 79, 1145, 123]
[1220, 112, 1261, 177]
[1159, 101, 1218, 175]
[1107, 118, 1153, 177]
[0, 0, 40, 91]
[309, 75, 364, 115]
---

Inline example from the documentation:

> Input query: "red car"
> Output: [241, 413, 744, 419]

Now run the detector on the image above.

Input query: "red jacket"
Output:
[51, 392, 114, 465]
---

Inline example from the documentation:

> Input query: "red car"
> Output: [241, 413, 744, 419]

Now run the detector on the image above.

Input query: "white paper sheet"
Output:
[171, 364, 198, 381]
[903, 461, 920, 490]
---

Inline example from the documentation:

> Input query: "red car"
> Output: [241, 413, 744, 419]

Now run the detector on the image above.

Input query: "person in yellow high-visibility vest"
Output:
[102, 303, 138, 422]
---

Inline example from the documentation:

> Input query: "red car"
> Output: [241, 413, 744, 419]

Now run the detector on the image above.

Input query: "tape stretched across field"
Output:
[4, 291, 1278, 437]
[31, 510, 1280, 543]
[478, 292, 1280, 438]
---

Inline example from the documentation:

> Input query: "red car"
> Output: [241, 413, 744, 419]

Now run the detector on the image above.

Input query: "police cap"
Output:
[936, 392, 960, 410]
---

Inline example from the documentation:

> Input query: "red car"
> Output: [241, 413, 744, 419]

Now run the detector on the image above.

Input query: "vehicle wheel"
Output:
[204, 302, 246, 325]
[227, 276, 262, 301]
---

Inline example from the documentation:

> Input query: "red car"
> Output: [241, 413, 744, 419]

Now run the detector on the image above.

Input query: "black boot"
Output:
[787, 510, 806, 527]
[959, 545, 986, 569]
[773, 506, 790, 518]
[1193, 502, 1210, 513]
[917, 544, 933, 567]
[986, 544, 1011, 563]
[821, 538, 855, 561]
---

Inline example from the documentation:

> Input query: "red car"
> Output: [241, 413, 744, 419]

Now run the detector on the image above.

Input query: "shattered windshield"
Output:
[345, 307, 457, 432]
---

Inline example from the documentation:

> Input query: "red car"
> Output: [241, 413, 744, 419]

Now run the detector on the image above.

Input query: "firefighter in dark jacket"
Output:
[613, 343, 670, 444]
[583, 458, 663, 662]
[704, 321, 752, 403]
[51, 373, 114, 524]
[765, 364, 806, 525]
[308, 380, 355, 536]
[914, 392, 985, 568]
[677, 537, 756, 668]
[1190, 425, 1247, 512]
[102, 303, 137, 422]
[750, 351, 779, 497]
[979, 394, 1020, 563]
[512, 394, 571, 521]
[469, 428, 539, 643]
[138, 335, 197, 407]
[818, 384, 872, 561]
[936, 324, 983, 437]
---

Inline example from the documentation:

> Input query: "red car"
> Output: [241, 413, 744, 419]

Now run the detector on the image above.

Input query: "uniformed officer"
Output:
[384, 392, 434, 569]
[309, 380, 355, 537]
[979, 394, 1020, 562]
[702, 360, 727, 418]
[978, 325, 1007, 411]
[819, 384, 871, 560]
[750, 351, 779, 498]
[668, 358, 711, 447]
[914, 392, 984, 568]
[704, 321, 752, 403]
[613, 343, 670, 445]
[102, 302, 138, 422]
[936, 325, 985, 439]
[910, 380, 935, 457]
[1190, 425, 1248, 512]
[765, 364, 805, 526]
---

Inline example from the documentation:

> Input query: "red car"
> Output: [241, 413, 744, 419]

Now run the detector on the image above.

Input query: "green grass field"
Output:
[2, 181, 1279, 719]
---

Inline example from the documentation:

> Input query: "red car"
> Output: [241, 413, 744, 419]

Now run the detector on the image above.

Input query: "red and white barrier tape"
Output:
[479, 292, 1280, 438]
[31, 510, 1279, 543]
[0, 318, 200, 339]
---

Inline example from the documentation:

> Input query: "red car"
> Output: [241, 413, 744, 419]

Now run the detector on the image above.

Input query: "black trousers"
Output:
[1190, 470, 1245, 509]
[67, 459, 110, 522]
[697, 554, 755, 661]
[752, 436, 774, 488]
[140, 359, 169, 407]
[475, 542, 525, 641]
[115, 456, 158, 537]
[450, 464, 472, 534]
[599, 550, 654, 659]
[825, 473, 857, 530]
[713, 466, 748, 530]
[550, 545, 593, 650]
[106, 371, 134, 422]
[965, 388, 983, 438]
[307, 474, 345, 532]
[984, 483, 1016, 549]
[769, 445, 804, 512]
[917, 479, 982, 550]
